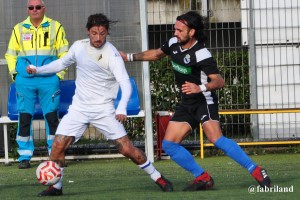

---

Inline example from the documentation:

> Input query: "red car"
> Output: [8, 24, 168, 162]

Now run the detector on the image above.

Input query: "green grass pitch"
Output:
[0, 153, 299, 200]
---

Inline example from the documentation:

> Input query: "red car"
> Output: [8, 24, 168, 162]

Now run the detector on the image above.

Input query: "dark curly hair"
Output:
[86, 13, 118, 30]
[176, 11, 207, 42]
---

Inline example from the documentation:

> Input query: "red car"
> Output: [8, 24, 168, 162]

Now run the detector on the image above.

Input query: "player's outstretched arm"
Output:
[119, 48, 166, 62]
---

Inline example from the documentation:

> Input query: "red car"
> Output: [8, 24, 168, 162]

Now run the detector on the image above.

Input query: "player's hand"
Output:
[26, 65, 37, 74]
[182, 81, 201, 94]
[115, 114, 127, 123]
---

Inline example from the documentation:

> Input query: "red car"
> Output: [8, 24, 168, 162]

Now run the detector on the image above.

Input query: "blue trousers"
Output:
[15, 75, 60, 162]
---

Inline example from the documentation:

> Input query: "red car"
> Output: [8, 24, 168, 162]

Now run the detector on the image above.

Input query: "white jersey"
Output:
[35, 39, 131, 114]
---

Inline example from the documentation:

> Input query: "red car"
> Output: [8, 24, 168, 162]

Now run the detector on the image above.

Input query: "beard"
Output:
[91, 39, 106, 48]
[178, 37, 190, 46]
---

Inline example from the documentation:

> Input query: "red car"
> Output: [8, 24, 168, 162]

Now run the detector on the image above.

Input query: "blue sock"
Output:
[215, 136, 256, 173]
[162, 140, 204, 177]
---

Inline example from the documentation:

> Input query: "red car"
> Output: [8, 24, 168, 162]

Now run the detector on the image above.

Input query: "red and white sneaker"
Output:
[38, 186, 63, 196]
[251, 166, 271, 188]
[183, 172, 214, 191]
[155, 175, 174, 192]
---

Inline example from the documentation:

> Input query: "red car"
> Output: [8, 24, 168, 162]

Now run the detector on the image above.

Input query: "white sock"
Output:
[53, 167, 64, 189]
[138, 159, 161, 181]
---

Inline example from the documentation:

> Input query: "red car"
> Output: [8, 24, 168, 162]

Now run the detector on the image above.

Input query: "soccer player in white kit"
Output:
[27, 13, 173, 196]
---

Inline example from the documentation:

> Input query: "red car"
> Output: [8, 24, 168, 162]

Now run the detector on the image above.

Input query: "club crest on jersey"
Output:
[184, 54, 191, 64]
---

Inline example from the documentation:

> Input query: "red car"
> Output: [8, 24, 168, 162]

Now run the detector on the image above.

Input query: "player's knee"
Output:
[162, 140, 179, 156]
[119, 145, 146, 164]
[118, 143, 133, 156]
[115, 136, 132, 155]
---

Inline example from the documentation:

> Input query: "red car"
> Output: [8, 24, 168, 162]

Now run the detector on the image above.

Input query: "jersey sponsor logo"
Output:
[171, 61, 191, 74]
[173, 50, 178, 54]
[184, 54, 191, 64]
[22, 33, 32, 41]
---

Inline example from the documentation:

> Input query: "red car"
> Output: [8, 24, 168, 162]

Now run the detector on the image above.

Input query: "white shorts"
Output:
[56, 106, 127, 142]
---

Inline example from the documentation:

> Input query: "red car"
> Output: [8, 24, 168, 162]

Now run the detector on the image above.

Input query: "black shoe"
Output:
[18, 160, 31, 169]
[38, 186, 63, 196]
[155, 175, 173, 192]
[183, 172, 214, 191]
[251, 166, 271, 188]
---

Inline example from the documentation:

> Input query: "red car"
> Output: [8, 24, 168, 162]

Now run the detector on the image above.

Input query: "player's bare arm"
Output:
[120, 48, 166, 62]
[182, 74, 225, 95]
[132, 49, 166, 61]
[206, 74, 225, 90]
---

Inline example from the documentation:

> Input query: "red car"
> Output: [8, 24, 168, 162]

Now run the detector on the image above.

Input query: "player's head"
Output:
[86, 13, 117, 48]
[86, 13, 117, 31]
[175, 11, 207, 43]
[27, 0, 46, 21]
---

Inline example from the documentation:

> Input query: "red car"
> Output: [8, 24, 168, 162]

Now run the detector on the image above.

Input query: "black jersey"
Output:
[161, 37, 220, 104]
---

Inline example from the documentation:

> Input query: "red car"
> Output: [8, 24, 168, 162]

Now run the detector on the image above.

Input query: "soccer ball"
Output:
[36, 161, 62, 186]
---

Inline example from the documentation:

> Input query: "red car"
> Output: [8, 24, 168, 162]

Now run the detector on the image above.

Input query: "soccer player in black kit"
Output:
[120, 11, 271, 191]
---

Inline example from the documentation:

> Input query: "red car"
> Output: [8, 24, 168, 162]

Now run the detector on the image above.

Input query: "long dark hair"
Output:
[176, 11, 207, 42]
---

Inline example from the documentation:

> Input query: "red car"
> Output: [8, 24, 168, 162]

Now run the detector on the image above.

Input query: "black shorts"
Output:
[171, 102, 220, 129]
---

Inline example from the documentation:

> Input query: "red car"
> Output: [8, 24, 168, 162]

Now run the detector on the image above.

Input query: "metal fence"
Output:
[150, 0, 299, 139]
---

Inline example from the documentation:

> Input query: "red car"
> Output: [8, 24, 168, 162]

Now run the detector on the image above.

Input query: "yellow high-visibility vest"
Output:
[5, 15, 69, 80]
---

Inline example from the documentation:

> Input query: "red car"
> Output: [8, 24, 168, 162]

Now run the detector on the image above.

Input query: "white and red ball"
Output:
[36, 161, 62, 185]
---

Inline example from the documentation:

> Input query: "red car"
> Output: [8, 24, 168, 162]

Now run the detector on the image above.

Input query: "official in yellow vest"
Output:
[5, 0, 69, 169]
